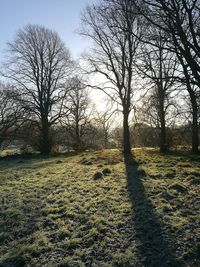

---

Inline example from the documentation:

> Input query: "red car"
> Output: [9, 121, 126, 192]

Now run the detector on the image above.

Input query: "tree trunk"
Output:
[74, 120, 81, 151]
[75, 122, 80, 146]
[160, 108, 167, 153]
[176, 53, 199, 154]
[123, 110, 131, 155]
[104, 137, 108, 149]
[190, 95, 199, 154]
[104, 130, 108, 149]
[40, 119, 51, 155]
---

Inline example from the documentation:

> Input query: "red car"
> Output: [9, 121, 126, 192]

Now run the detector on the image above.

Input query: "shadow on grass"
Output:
[124, 153, 182, 267]
[0, 196, 48, 267]
[0, 150, 79, 161]
[144, 147, 200, 162]
[0, 151, 79, 171]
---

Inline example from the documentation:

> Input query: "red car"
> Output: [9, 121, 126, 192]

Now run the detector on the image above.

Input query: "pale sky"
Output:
[0, 0, 108, 109]
[0, 0, 97, 61]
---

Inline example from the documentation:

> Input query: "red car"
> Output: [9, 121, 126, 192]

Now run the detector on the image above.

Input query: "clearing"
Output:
[0, 149, 200, 267]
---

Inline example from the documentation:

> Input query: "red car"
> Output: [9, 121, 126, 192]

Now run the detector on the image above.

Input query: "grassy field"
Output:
[0, 149, 200, 267]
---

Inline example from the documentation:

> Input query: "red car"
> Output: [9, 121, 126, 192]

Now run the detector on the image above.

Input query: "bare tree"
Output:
[138, 0, 200, 153]
[81, 0, 141, 155]
[66, 76, 92, 151]
[2, 25, 72, 154]
[136, 28, 179, 152]
[0, 83, 25, 147]
[95, 108, 115, 149]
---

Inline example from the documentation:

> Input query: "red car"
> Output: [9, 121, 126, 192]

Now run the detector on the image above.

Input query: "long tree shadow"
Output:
[124, 153, 182, 267]
[0, 151, 79, 172]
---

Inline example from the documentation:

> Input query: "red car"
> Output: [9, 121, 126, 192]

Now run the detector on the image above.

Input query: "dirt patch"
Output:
[102, 168, 112, 176]
[93, 172, 104, 180]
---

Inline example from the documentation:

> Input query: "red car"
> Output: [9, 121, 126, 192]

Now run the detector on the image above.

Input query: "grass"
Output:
[0, 148, 200, 267]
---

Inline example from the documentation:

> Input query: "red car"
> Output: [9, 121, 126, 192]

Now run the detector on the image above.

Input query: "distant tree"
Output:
[2, 25, 72, 154]
[95, 108, 115, 149]
[81, 0, 141, 155]
[112, 126, 124, 149]
[130, 123, 159, 147]
[0, 83, 25, 147]
[66, 76, 92, 151]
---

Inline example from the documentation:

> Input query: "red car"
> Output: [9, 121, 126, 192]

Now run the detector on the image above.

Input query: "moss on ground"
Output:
[0, 149, 199, 267]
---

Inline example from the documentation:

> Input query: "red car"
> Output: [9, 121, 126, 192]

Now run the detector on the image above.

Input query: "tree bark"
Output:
[123, 110, 131, 156]
[75, 120, 80, 147]
[104, 133, 108, 149]
[178, 53, 199, 154]
[160, 117, 167, 153]
[190, 93, 199, 154]
[40, 118, 51, 155]
[159, 100, 167, 153]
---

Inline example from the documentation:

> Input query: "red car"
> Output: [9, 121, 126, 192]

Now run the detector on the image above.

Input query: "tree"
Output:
[66, 76, 92, 151]
[136, 28, 178, 152]
[2, 24, 72, 154]
[81, 0, 141, 155]
[0, 83, 25, 147]
[130, 123, 159, 147]
[95, 108, 115, 149]
[138, 0, 200, 153]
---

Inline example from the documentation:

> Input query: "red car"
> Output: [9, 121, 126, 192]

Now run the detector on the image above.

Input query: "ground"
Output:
[0, 148, 200, 267]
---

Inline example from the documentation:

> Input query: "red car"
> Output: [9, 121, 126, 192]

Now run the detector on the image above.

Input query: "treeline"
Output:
[0, 78, 196, 153]
[0, 0, 200, 155]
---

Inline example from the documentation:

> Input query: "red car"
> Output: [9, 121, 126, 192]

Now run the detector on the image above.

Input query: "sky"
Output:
[0, 0, 96, 61]
[0, 0, 108, 111]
